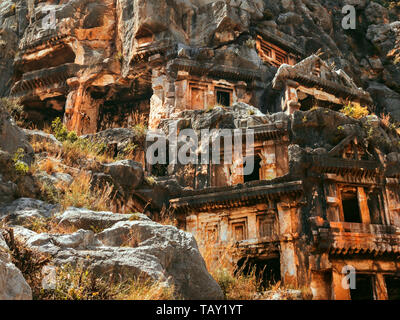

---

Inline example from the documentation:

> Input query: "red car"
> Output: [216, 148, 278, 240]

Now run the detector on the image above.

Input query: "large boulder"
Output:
[0, 174, 16, 203]
[102, 160, 144, 191]
[56, 207, 150, 231]
[0, 102, 34, 164]
[17, 220, 223, 300]
[0, 198, 59, 223]
[367, 82, 400, 122]
[23, 129, 62, 153]
[2, 198, 223, 300]
[0, 232, 32, 300]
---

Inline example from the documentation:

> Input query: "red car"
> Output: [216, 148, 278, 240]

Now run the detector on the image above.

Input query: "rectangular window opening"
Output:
[350, 274, 375, 300]
[216, 90, 231, 107]
[244, 154, 262, 183]
[385, 276, 400, 300]
[341, 189, 362, 223]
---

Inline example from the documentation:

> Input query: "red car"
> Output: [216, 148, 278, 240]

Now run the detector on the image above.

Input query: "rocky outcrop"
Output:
[0, 0, 397, 131]
[0, 198, 223, 300]
[0, 102, 33, 164]
[0, 232, 32, 300]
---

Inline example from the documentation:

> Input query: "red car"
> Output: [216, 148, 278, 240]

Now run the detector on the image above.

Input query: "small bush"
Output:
[59, 173, 114, 211]
[340, 102, 369, 119]
[0, 97, 24, 120]
[198, 238, 261, 300]
[51, 117, 69, 142]
[13, 148, 29, 175]
[44, 264, 119, 300]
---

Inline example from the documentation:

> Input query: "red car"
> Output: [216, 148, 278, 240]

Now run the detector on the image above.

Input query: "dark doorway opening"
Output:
[244, 155, 261, 183]
[385, 276, 400, 300]
[350, 274, 375, 300]
[237, 257, 281, 289]
[216, 90, 231, 107]
[367, 192, 383, 225]
[342, 190, 362, 223]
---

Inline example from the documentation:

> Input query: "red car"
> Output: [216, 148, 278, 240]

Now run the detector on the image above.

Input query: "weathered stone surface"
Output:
[23, 129, 62, 151]
[11, 215, 223, 300]
[102, 160, 144, 191]
[0, 232, 32, 300]
[0, 174, 16, 204]
[0, 104, 33, 164]
[0, 198, 59, 224]
[57, 207, 150, 231]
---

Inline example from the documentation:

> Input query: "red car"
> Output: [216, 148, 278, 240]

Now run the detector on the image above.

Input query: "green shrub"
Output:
[13, 148, 29, 175]
[51, 117, 69, 142]
[340, 102, 369, 119]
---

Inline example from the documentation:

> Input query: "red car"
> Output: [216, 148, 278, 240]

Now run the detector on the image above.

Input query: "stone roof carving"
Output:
[272, 55, 373, 105]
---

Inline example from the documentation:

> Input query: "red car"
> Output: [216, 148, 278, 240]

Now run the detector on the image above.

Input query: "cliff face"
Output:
[1, 1, 400, 301]
[0, 0, 399, 133]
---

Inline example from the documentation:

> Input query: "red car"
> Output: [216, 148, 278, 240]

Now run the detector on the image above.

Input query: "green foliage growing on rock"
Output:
[340, 102, 370, 119]
[13, 148, 29, 175]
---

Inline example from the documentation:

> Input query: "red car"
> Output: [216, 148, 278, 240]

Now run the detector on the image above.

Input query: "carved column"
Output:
[65, 85, 101, 135]
[277, 197, 303, 287]
[358, 187, 371, 224]
[219, 213, 230, 243]
[260, 141, 276, 180]
[331, 269, 351, 300]
[149, 67, 169, 130]
[323, 175, 341, 222]
[375, 274, 388, 300]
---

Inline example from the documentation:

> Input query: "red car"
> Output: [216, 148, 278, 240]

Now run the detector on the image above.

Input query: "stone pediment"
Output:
[272, 55, 373, 105]
[328, 134, 374, 161]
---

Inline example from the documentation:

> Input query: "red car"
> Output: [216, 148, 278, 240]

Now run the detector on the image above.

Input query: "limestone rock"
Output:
[56, 207, 150, 231]
[0, 232, 32, 300]
[0, 198, 59, 225]
[102, 160, 144, 191]
[0, 103, 33, 164]
[12, 217, 223, 300]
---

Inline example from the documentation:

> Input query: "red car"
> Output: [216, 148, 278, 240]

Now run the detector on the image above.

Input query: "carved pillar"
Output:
[65, 85, 101, 135]
[247, 213, 257, 240]
[323, 175, 341, 222]
[358, 187, 371, 224]
[375, 274, 388, 300]
[285, 85, 300, 114]
[331, 269, 351, 300]
[231, 149, 244, 185]
[277, 198, 303, 287]
[260, 141, 276, 180]
[149, 67, 170, 129]
[219, 213, 229, 243]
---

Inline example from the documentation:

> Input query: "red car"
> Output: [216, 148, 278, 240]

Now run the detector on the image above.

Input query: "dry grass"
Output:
[381, 113, 392, 127]
[17, 216, 78, 235]
[118, 279, 176, 300]
[35, 171, 115, 212]
[59, 172, 114, 211]
[44, 264, 120, 300]
[45, 264, 175, 300]
[197, 237, 261, 300]
[31, 138, 60, 156]
[38, 158, 58, 175]
[1, 228, 51, 300]
[61, 139, 114, 167]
